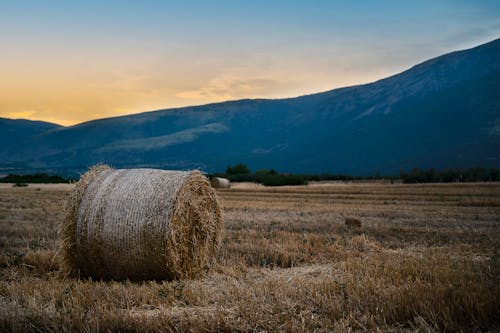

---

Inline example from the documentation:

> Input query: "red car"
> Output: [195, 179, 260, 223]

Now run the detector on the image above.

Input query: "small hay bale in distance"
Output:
[345, 216, 362, 228]
[60, 165, 223, 280]
[210, 177, 230, 188]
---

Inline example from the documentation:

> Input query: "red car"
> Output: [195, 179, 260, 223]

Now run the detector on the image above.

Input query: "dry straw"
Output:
[210, 177, 230, 188]
[60, 165, 223, 280]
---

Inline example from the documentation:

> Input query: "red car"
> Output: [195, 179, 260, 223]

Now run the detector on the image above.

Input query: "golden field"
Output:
[0, 182, 499, 332]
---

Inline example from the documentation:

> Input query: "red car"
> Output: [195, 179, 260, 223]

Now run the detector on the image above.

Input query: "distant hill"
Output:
[2, 38, 499, 176]
[0, 118, 62, 172]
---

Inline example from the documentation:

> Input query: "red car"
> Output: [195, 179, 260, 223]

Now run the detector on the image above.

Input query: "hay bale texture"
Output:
[60, 165, 223, 280]
[210, 177, 230, 188]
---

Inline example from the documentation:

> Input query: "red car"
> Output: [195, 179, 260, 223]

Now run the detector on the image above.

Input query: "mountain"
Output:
[0, 118, 61, 144]
[2, 38, 500, 176]
[0, 118, 62, 170]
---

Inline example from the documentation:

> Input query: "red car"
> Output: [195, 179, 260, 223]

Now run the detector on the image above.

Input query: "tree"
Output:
[255, 169, 277, 175]
[226, 163, 250, 175]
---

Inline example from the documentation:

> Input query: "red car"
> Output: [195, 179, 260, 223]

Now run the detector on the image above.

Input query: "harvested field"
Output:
[0, 182, 499, 332]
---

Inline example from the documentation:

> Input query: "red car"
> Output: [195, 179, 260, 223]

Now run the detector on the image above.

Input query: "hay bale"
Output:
[345, 216, 362, 228]
[210, 177, 230, 188]
[60, 165, 223, 280]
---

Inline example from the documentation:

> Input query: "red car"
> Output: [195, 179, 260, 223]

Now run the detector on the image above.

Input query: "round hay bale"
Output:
[60, 165, 223, 280]
[210, 177, 230, 188]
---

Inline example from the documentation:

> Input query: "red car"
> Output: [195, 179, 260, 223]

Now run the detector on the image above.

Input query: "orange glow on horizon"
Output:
[0, 63, 391, 126]
[1, 1, 498, 126]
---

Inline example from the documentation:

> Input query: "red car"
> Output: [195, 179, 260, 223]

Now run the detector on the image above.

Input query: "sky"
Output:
[1, 1, 499, 126]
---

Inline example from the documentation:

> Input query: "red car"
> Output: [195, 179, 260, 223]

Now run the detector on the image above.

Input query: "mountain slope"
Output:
[0, 118, 62, 156]
[1, 38, 500, 175]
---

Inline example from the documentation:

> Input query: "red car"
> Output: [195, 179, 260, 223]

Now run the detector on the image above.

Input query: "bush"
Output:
[226, 163, 251, 175]
[400, 167, 500, 183]
[261, 174, 307, 186]
[213, 165, 500, 186]
[255, 169, 277, 175]
[212, 168, 307, 186]
[0, 173, 70, 184]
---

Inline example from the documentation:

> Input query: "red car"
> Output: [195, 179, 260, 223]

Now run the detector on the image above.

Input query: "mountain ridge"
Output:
[17, 38, 500, 129]
[2, 38, 499, 176]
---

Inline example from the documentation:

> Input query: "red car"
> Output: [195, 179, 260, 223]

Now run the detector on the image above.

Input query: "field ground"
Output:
[0, 182, 499, 332]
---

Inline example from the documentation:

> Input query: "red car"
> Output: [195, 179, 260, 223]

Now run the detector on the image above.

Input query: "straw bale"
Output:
[210, 177, 230, 188]
[60, 165, 223, 280]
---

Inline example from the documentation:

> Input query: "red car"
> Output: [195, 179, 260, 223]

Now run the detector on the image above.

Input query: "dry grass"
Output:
[0, 182, 499, 332]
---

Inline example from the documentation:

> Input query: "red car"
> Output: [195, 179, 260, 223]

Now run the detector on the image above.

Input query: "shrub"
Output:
[1, 173, 70, 184]
[261, 174, 307, 186]
[226, 163, 251, 175]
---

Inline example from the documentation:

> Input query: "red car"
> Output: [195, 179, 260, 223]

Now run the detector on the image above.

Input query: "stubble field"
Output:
[0, 182, 499, 332]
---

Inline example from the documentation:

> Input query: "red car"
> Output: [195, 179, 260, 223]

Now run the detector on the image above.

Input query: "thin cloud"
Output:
[176, 76, 283, 101]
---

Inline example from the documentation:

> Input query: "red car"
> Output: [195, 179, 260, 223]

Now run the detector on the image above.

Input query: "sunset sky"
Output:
[1, 1, 499, 126]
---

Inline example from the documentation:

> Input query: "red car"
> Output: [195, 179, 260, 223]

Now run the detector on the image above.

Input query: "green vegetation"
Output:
[2, 166, 499, 186]
[216, 164, 308, 186]
[226, 163, 251, 175]
[215, 164, 500, 186]
[400, 167, 500, 183]
[216, 163, 391, 186]
[0, 173, 72, 184]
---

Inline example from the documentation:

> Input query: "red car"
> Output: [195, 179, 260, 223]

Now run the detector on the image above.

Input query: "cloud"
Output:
[3, 111, 36, 119]
[176, 75, 287, 101]
[252, 143, 288, 154]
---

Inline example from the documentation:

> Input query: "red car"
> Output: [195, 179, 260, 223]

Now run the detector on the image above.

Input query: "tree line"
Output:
[216, 164, 500, 185]
[399, 167, 500, 183]
[1, 165, 499, 186]
[0, 173, 72, 184]
[214, 164, 308, 186]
